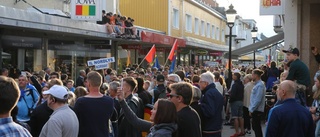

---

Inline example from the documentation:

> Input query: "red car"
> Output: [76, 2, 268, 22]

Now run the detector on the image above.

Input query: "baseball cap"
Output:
[156, 74, 165, 82]
[282, 47, 299, 56]
[43, 85, 68, 100]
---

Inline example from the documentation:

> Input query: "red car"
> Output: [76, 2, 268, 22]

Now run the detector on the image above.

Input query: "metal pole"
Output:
[228, 24, 233, 82]
[253, 39, 256, 68]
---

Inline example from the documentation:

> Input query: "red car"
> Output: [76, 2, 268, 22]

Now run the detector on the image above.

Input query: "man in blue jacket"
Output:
[199, 72, 224, 137]
[266, 80, 314, 137]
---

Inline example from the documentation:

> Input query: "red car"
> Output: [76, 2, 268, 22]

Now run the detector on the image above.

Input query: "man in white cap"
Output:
[39, 85, 79, 137]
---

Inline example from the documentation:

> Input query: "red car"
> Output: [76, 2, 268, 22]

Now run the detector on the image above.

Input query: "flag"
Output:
[168, 39, 178, 61]
[169, 55, 176, 74]
[145, 45, 156, 63]
[152, 55, 161, 69]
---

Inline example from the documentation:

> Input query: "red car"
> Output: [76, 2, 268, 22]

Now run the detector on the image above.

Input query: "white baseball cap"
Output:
[43, 85, 68, 99]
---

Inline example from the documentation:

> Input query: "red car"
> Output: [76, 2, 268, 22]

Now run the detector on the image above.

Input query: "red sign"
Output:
[121, 44, 142, 49]
[141, 31, 186, 47]
[209, 51, 223, 56]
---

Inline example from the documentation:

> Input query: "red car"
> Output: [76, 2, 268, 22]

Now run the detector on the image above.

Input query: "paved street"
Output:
[222, 121, 266, 137]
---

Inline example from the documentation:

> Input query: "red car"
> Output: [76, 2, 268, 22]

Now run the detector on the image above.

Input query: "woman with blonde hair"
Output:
[243, 74, 254, 134]
[311, 75, 320, 136]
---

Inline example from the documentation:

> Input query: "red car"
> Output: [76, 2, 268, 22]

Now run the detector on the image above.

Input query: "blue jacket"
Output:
[17, 84, 40, 122]
[249, 80, 266, 113]
[266, 98, 314, 137]
[200, 83, 224, 132]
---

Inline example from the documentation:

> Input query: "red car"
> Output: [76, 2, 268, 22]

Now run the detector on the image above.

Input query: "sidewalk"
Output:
[222, 122, 266, 137]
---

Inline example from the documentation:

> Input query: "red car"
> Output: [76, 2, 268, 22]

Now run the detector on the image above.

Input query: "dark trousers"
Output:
[202, 132, 221, 137]
[243, 107, 251, 130]
[252, 111, 263, 137]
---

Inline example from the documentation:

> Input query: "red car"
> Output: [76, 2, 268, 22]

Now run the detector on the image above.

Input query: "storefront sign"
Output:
[87, 57, 115, 66]
[71, 0, 102, 20]
[121, 45, 141, 50]
[195, 49, 208, 55]
[209, 51, 223, 56]
[205, 61, 219, 67]
[260, 0, 284, 15]
[84, 39, 112, 45]
[1, 35, 42, 49]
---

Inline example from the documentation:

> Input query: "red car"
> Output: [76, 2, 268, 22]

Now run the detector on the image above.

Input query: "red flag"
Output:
[168, 39, 178, 61]
[145, 45, 156, 63]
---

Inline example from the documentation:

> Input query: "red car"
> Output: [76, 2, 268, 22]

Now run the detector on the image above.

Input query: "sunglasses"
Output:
[167, 93, 179, 98]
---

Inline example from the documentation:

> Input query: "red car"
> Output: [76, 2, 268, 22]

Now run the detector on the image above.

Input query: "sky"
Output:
[216, 0, 276, 37]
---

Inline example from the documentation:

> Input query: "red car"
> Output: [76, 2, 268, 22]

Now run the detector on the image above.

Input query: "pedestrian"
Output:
[74, 71, 114, 137]
[39, 85, 79, 137]
[249, 69, 266, 137]
[242, 74, 254, 134]
[199, 72, 224, 137]
[0, 76, 32, 136]
[266, 80, 314, 137]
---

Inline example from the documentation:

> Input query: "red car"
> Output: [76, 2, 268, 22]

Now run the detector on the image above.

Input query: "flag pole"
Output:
[135, 44, 155, 71]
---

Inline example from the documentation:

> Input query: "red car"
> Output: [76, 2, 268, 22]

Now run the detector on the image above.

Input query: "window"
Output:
[206, 23, 210, 38]
[201, 20, 205, 36]
[173, 9, 179, 29]
[211, 25, 215, 39]
[195, 18, 199, 34]
[185, 14, 192, 32]
[216, 27, 220, 40]
[221, 29, 225, 42]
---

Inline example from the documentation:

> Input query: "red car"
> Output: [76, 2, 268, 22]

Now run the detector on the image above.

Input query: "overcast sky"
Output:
[216, 0, 276, 37]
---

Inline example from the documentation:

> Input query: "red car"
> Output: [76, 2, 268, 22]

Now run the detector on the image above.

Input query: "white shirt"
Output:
[214, 82, 224, 95]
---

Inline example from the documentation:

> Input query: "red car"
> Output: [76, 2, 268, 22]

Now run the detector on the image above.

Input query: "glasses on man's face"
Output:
[167, 93, 179, 98]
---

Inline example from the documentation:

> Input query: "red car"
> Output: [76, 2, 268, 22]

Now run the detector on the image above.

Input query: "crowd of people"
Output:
[1, 47, 320, 137]
[97, 10, 139, 40]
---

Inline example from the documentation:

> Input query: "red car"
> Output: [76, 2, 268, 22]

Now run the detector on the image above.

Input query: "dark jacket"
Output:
[200, 83, 224, 132]
[29, 101, 53, 137]
[229, 79, 244, 103]
[190, 101, 204, 130]
[266, 98, 314, 137]
[138, 90, 152, 106]
[177, 106, 202, 137]
[147, 123, 177, 137]
[118, 94, 144, 137]
[153, 84, 166, 104]
[76, 76, 84, 87]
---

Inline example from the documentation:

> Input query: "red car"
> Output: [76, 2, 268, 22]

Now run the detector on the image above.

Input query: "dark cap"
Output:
[282, 47, 299, 56]
[156, 74, 165, 82]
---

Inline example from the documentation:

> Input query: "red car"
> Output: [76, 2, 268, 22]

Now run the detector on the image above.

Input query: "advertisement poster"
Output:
[260, 0, 284, 15]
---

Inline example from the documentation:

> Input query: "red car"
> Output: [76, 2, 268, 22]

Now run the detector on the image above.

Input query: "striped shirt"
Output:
[0, 117, 31, 137]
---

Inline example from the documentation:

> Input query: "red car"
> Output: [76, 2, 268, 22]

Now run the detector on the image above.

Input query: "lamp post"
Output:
[226, 4, 237, 83]
[251, 27, 258, 68]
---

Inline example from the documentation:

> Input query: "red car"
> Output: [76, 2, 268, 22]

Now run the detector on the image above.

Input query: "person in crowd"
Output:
[49, 72, 60, 80]
[175, 70, 185, 81]
[105, 68, 113, 83]
[76, 70, 86, 87]
[153, 74, 166, 104]
[1, 68, 9, 77]
[311, 75, 320, 136]
[249, 69, 266, 137]
[283, 47, 311, 106]
[74, 86, 88, 99]
[261, 66, 268, 84]
[61, 74, 68, 86]
[44, 67, 51, 81]
[213, 72, 224, 95]
[100, 82, 109, 95]
[143, 80, 151, 92]
[109, 81, 121, 137]
[242, 74, 254, 134]
[190, 86, 204, 130]
[266, 80, 314, 137]
[0, 76, 32, 136]
[266, 61, 279, 92]
[229, 72, 245, 137]
[118, 77, 144, 137]
[191, 75, 200, 87]
[136, 78, 152, 105]
[66, 79, 75, 92]
[29, 79, 63, 137]
[199, 71, 224, 137]
[167, 74, 182, 94]
[168, 82, 202, 137]
[74, 71, 114, 137]
[67, 91, 76, 108]
[116, 85, 178, 137]
[311, 46, 320, 63]
[39, 85, 79, 137]
[16, 75, 40, 123]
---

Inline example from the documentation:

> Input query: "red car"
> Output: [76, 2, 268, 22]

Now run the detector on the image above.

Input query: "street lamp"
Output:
[251, 27, 258, 68]
[226, 4, 237, 83]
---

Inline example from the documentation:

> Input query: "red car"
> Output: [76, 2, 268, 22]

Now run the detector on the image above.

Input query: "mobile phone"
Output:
[21, 71, 27, 76]
[120, 78, 123, 90]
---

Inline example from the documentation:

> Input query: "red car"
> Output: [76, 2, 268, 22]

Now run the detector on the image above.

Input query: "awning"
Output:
[184, 37, 229, 51]
[224, 32, 284, 58]
[140, 31, 186, 47]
